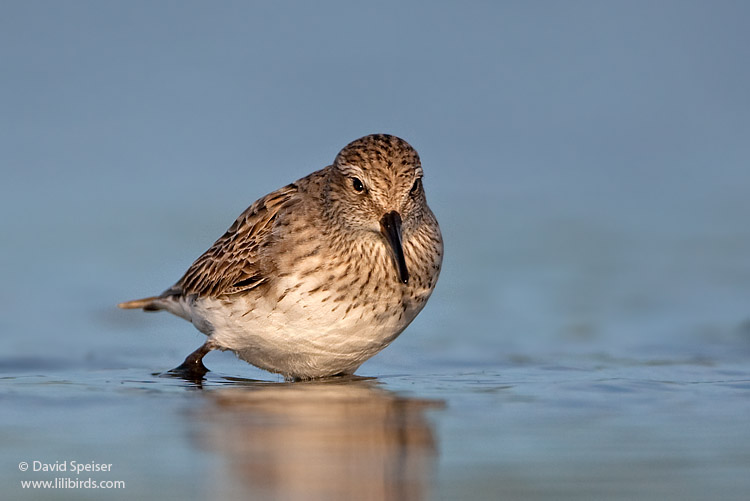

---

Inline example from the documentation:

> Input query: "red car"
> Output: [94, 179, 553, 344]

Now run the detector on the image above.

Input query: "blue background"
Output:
[2, 2, 750, 499]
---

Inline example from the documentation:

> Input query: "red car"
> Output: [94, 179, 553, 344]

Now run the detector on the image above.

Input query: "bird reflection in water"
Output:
[193, 376, 443, 500]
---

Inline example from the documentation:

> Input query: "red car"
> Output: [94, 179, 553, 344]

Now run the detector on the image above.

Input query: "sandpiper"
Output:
[119, 134, 443, 380]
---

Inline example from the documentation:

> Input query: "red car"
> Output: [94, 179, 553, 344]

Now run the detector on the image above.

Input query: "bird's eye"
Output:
[352, 177, 365, 192]
[410, 178, 422, 196]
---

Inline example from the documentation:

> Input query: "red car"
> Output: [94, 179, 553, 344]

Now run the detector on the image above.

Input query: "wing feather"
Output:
[173, 183, 299, 298]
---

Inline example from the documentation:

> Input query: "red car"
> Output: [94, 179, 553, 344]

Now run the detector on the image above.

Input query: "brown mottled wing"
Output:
[171, 183, 299, 298]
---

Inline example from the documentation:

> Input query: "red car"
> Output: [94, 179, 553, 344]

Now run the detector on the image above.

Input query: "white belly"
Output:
[186, 278, 419, 379]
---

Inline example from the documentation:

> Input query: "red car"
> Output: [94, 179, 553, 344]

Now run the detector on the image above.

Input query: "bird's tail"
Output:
[117, 296, 163, 311]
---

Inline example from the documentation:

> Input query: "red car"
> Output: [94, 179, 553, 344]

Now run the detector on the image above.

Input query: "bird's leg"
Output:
[170, 341, 214, 378]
